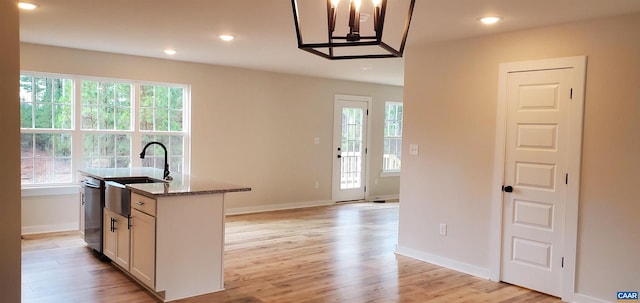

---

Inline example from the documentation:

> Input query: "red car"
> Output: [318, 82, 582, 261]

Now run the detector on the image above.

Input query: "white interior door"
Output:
[501, 68, 574, 297]
[332, 95, 369, 202]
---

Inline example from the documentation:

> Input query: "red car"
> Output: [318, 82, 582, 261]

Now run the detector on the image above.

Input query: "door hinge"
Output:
[570, 88, 573, 99]
[365, 148, 368, 154]
[561, 257, 565, 268]
[565, 173, 568, 185]
[366, 109, 369, 115]
[364, 186, 367, 192]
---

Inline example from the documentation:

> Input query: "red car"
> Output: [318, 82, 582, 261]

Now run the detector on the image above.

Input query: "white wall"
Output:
[20, 43, 403, 231]
[398, 13, 640, 302]
[22, 193, 80, 235]
[0, 0, 22, 301]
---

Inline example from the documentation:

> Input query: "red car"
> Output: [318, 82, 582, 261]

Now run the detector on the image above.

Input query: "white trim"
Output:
[490, 56, 586, 300]
[225, 200, 335, 216]
[379, 171, 400, 177]
[21, 185, 81, 197]
[572, 293, 611, 303]
[22, 223, 79, 235]
[396, 245, 491, 280]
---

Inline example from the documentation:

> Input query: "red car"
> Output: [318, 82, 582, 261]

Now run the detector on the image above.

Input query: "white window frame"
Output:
[20, 71, 191, 190]
[381, 101, 403, 177]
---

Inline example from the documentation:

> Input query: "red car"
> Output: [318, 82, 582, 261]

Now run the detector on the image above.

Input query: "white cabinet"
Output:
[130, 207, 156, 289]
[103, 208, 130, 269]
[127, 191, 226, 302]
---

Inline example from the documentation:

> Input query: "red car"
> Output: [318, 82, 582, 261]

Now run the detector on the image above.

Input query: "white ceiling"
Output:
[19, 0, 640, 86]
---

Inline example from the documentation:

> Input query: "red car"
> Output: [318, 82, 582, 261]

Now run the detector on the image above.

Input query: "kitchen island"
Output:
[79, 168, 250, 302]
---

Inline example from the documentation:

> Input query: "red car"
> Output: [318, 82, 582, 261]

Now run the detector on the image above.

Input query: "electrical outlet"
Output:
[439, 224, 447, 236]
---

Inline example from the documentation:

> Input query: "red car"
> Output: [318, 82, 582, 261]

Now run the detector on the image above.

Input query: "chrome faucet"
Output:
[140, 141, 173, 181]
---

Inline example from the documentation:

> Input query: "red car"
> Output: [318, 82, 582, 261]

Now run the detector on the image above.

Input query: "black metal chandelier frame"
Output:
[291, 0, 416, 60]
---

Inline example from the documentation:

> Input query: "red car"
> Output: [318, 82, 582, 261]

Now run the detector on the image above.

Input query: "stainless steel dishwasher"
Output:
[81, 176, 104, 255]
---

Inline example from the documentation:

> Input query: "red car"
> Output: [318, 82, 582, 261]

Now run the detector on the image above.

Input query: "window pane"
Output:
[82, 81, 98, 105]
[170, 110, 183, 132]
[383, 102, 403, 172]
[99, 107, 115, 130]
[54, 134, 72, 157]
[35, 134, 53, 157]
[54, 104, 72, 129]
[116, 135, 130, 157]
[20, 133, 73, 185]
[54, 158, 72, 183]
[82, 106, 97, 129]
[155, 86, 169, 108]
[83, 133, 131, 168]
[82, 81, 132, 130]
[140, 85, 154, 107]
[20, 75, 73, 131]
[140, 84, 184, 132]
[53, 78, 72, 104]
[34, 104, 53, 128]
[116, 107, 131, 130]
[116, 83, 131, 107]
[155, 109, 169, 131]
[170, 87, 183, 110]
[20, 103, 33, 128]
[139, 108, 154, 131]
[142, 135, 184, 174]
[98, 82, 115, 106]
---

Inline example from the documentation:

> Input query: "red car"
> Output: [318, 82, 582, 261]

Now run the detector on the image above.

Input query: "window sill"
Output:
[22, 185, 81, 197]
[380, 171, 401, 177]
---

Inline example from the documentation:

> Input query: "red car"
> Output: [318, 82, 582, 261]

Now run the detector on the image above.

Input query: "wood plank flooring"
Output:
[22, 202, 563, 303]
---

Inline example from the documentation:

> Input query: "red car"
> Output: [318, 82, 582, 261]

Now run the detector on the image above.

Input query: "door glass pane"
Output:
[340, 107, 363, 189]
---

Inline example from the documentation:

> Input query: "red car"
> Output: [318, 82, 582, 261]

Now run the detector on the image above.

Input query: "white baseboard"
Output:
[572, 293, 611, 303]
[368, 194, 399, 202]
[225, 200, 335, 216]
[22, 223, 79, 235]
[396, 245, 491, 280]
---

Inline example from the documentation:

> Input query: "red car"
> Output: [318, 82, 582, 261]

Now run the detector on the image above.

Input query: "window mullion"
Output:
[72, 76, 84, 182]
[131, 82, 142, 167]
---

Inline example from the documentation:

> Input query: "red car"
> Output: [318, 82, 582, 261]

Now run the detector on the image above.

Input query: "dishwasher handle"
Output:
[81, 180, 101, 189]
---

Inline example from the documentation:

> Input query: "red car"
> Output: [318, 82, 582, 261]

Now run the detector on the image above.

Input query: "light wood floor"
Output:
[22, 202, 563, 303]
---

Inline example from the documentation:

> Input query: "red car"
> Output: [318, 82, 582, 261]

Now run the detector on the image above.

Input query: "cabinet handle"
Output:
[110, 217, 115, 232]
[127, 216, 131, 230]
[135, 201, 145, 206]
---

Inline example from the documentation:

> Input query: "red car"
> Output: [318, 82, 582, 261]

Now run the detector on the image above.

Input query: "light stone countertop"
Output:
[79, 167, 251, 198]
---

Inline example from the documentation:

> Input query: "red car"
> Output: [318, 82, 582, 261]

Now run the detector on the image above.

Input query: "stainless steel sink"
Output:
[105, 178, 165, 217]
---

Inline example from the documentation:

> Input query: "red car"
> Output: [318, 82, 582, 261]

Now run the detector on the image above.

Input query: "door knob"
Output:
[337, 155, 342, 158]
[502, 185, 513, 193]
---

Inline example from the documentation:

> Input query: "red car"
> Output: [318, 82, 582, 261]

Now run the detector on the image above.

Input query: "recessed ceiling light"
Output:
[478, 16, 502, 25]
[18, 2, 38, 10]
[219, 35, 235, 42]
[163, 49, 177, 55]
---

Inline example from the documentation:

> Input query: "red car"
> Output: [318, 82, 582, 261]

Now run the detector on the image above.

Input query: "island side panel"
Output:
[155, 193, 225, 301]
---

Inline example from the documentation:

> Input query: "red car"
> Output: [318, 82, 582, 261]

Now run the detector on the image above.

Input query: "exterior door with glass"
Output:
[332, 95, 369, 202]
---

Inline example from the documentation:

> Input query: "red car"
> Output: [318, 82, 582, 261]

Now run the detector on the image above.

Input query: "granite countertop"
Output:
[79, 167, 251, 198]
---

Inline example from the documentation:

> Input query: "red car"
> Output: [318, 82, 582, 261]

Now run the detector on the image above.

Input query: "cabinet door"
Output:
[103, 209, 117, 261]
[130, 208, 155, 289]
[114, 214, 130, 269]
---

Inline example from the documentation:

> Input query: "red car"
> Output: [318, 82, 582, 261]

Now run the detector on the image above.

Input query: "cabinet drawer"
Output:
[131, 192, 156, 216]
